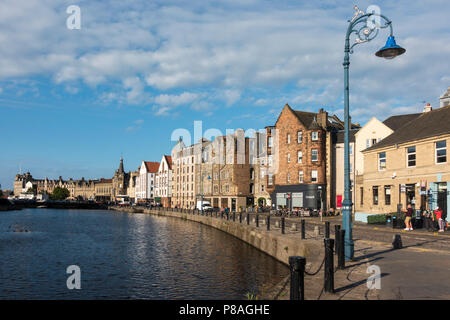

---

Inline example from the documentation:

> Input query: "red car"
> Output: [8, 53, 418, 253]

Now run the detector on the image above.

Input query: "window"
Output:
[287, 153, 291, 163]
[311, 170, 318, 183]
[311, 149, 318, 162]
[287, 173, 290, 183]
[297, 131, 303, 143]
[311, 132, 318, 141]
[360, 187, 364, 205]
[436, 140, 447, 163]
[268, 174, 273, 185]
[268, 155, 273, 166]
[384, 186, 391, 205]
[297, 151, 303, 163]
[349, 144, 353, 155]
[373, 186, 379, 205]
[299, 170, 304, 183]
[287, 133, 291, 144]
[378, 152, 386, 170]
[268, 136, 273, 148]
[261, 185, 265, 192]
[366, 139, 370, 148]
[372, 138, 377, 145]
[407, 146, 416, 167]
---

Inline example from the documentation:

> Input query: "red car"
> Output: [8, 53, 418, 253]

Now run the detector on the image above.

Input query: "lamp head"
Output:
[375, 36, 406, 59]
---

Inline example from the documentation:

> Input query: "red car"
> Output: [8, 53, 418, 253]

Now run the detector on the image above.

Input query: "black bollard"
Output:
[233, 212, 236, 222]
[324, 238, 335, 293]
[267, 215, 271, 231]
[337, 229, 345, 270]
[239, 212, 242, 223]
[247, 213, 250, 225]
[325, 221, 330, 238]
[334, 225, 340, 254]
[301, 219, 305, 239]
[281, 217, 285, 234]
[289, 256, 306, 300]
[256, 214, 259, 227]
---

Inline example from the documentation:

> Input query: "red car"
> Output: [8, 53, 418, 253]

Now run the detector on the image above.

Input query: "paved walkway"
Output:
[265, 234, 450, 300]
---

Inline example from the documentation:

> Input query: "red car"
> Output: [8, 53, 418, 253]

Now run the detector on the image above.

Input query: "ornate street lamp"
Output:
[342, 6, 405, 261]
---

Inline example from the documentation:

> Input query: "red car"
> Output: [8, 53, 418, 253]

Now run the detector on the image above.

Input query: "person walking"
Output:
[403, 204, 414, 231]
[435, 206, 445, 232]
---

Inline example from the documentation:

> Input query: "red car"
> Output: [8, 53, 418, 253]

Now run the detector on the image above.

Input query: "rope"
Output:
[304, 256, 325, 276]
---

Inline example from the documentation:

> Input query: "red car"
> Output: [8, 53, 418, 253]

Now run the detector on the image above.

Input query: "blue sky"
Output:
[1, 0, 450, 189]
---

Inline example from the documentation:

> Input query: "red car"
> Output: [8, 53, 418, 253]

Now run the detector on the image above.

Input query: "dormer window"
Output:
[311, 132, 318, 141]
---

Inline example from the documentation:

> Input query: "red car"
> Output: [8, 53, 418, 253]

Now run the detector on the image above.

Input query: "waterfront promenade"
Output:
[110, 206, 450, 300]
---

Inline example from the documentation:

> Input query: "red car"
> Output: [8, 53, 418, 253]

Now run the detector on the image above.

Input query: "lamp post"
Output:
[342, 6, 405, 260]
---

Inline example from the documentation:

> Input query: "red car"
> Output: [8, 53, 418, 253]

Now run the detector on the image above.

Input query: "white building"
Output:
[155, 155, 172, 207]
[135, 161, 159, 202]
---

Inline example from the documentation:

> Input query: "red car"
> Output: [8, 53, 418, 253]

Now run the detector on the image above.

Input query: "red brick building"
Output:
[266, 104, 358, 211]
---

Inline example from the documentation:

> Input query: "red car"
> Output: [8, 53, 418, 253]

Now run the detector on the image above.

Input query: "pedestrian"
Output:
[424, 209, 434, 232]
[435, 206, 445, 232]
[403, 204, 414, 231]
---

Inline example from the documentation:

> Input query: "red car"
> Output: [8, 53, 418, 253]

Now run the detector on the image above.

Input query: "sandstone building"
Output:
[358, 104, 450, 216]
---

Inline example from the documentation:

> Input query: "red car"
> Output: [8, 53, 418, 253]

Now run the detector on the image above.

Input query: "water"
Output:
[0, 209, 288, 299]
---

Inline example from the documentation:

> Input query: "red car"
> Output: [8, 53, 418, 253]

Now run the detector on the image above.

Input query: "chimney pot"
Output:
[424, 103, 432, 113]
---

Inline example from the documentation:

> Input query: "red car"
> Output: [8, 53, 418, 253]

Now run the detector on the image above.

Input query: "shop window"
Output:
[384, 186, 391, 205]
[373, 186, 379, 205]
[360, 187, 363, 205]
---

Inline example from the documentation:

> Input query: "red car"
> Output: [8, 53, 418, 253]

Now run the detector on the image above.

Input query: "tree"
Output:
[51, 187, 70, 200]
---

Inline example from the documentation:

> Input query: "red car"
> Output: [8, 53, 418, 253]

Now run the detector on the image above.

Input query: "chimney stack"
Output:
[423, 103, 432, 113]
[317, 108, 328, 129]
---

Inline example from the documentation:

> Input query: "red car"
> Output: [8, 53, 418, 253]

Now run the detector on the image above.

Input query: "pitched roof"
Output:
[336, 129, 359, 143]
[275, 104, 360, 131]
[144, 161, 159, 173]
[164, 155, 172, 170]
[383, 113, 421, 131]
[365, 106, 450, 152]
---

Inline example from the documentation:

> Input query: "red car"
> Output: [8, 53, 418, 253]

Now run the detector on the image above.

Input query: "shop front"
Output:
[270, 184, 326, 211]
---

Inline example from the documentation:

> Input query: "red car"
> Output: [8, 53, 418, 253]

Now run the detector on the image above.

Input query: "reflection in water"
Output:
[0, 209, 288, 299]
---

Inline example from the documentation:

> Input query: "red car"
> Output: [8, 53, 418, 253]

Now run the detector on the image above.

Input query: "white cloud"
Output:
[0, 0, 448, 122]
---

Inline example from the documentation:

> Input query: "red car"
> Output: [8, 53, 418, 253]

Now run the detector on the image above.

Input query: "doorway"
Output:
[437, 183, 448, 219]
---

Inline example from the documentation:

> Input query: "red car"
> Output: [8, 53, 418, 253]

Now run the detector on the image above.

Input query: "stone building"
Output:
[94, 178, 113, 202]
[196, 130, 254, 211]
[136, 161, 159, 202]
[440, 87, 450, 108]
[155, 155, 172, 207]
[126, 170, 139, 203]
[249, 131, 272, 207]
[266, 104, 359, 211]
[358, 103, 450, 216]
[171, 138, 200, 209]
[14, 173, 97, 200]
[112, 157, 129, 200]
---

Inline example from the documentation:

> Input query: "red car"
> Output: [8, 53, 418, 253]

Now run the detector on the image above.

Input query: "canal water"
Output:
[0, 209, 289, 299]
